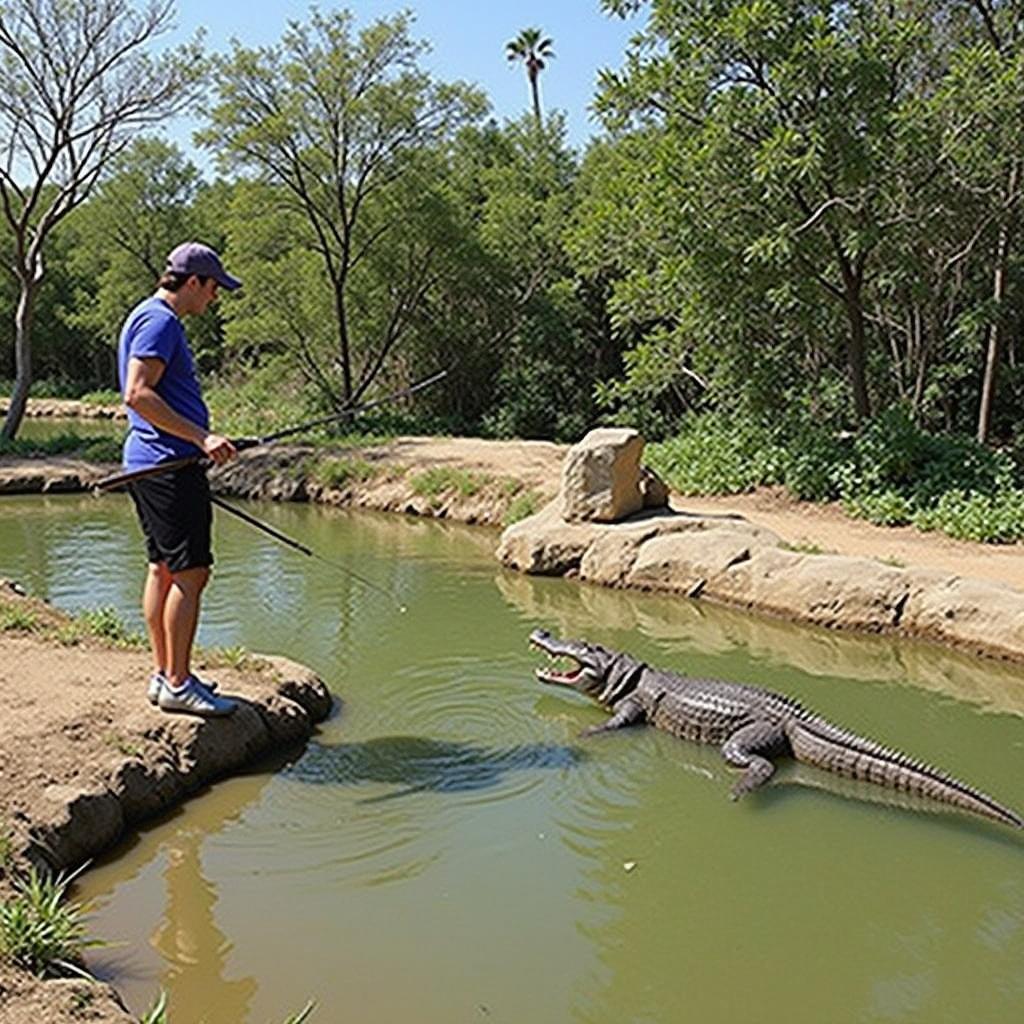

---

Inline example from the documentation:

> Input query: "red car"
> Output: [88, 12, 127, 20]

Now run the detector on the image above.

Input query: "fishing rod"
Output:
[93, 369, 448, 492]
[93, 369, 447, 608]
[209, 495, 407, 612]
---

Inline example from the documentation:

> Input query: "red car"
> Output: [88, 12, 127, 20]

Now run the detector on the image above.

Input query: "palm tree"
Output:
[505, 27, 554, 127]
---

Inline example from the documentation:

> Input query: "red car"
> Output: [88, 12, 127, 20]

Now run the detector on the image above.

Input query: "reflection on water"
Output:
[495, 569, 1024, 715]
[3, 495, 1024, 1023]
[84, 769, 280, 1023]
[288, 735, 584, 801]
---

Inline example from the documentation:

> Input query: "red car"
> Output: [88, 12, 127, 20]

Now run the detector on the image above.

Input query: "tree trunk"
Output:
[529, 67, 542, 127]
[977, 160, 1019, 445]
[333, 283, 353, 405]
[2, 275, 38, 441]
[839, 262, 871, 421]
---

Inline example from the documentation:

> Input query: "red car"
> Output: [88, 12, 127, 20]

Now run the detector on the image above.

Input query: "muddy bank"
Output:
[0, 584, 331, 1023]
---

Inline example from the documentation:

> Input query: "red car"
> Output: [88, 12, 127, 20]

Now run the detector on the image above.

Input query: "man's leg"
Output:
[164, 565, 210, 687]
[142, 561, 173, 674]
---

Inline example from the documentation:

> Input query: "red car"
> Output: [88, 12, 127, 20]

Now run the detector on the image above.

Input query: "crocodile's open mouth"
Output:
[529, 631, 585, 686]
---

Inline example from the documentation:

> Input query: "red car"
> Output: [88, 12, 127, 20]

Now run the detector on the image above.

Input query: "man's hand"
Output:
[202, 432, 237, 465]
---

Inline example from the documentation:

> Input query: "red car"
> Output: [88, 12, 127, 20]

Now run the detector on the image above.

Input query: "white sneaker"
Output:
[158, 675, 236, 717]
[147, 671, 166, 706]
[149, 670, 217, 706]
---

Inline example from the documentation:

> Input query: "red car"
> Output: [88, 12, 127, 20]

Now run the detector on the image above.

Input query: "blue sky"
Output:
[165, 0, 642, 160]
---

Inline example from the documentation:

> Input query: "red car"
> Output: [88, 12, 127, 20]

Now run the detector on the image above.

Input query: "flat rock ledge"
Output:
[0, 596, 331, 1023]
[498, 499, 1024, 664]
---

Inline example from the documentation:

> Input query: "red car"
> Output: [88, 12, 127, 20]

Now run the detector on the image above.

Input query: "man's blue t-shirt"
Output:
[117, 296, 210, 469]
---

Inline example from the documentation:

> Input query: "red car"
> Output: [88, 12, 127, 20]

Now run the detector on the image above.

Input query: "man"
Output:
[118, 241, 241, 717]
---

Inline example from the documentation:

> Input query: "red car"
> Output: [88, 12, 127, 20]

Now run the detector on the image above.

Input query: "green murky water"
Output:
[2, 493, 1023, 1023]
[17, 416, 122, 442]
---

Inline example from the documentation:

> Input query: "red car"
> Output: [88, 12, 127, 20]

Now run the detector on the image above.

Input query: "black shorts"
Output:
[128, 463, 213, 572]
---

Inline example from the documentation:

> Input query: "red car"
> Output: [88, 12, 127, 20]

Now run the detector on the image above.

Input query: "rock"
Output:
[624, 528, 768, 595]
[639, 465, 670, 509]
[711, 551, 911, 631]
[497, 500, 602, 575]
[560, 428, 645, 523]
[901, 571, 1024, 658]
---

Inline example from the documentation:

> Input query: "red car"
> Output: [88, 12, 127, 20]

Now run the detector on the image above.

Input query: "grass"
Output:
[311, 456, 378, 489]
[0, 864, 102, 978]
[72, 607, 145, 648]
[411, 467, 492, 500]
[877, 555, 907, 568]
[77, 389, 121, 406]
[779, 540, 829, 556]
[105, 733, 143, 758]
[0, 430, 120, 462]
[503, 489, 542, 525]
[210, 644, 251, 670]
[0, 605, 39, 632]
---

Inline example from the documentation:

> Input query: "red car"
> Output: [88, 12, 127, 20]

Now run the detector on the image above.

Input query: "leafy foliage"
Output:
[651, 404, 1024, 542]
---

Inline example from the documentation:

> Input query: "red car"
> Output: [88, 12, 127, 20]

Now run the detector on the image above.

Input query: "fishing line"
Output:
[211, 495, 407, 612]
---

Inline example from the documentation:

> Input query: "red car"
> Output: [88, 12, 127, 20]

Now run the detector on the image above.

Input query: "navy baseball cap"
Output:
[165, 242, 242, 291]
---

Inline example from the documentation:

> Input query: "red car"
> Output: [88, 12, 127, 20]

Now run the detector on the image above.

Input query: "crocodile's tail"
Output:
[787, 715, 1024, 830]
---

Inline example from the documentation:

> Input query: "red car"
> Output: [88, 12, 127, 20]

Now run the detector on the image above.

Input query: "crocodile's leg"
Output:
[581, 695, 645, 736]
[721, 721, 785, 799]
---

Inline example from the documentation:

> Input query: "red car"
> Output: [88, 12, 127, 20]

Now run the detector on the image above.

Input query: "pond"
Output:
[2, 493, 1023, 1023]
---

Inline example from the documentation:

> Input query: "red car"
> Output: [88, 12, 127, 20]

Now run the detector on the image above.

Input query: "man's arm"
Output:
[123, 356, 236, 465]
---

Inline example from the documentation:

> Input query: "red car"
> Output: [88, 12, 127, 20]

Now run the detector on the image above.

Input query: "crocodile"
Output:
[529, 628, 1023, 829]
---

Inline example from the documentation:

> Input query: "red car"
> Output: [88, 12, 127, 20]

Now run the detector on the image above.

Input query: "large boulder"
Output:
[560, 427, 647, 523]
[497, 500, 603, 575]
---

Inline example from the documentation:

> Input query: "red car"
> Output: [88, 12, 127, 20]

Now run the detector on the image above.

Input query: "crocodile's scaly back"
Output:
[529, 628, 1024, 831]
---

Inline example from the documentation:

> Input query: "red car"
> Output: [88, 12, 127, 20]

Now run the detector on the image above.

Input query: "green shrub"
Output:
[646, 413, 786, 495]
[842, 489, 913, 527]
[649, 405, 1024, 544]
[912, 489, 1024, 543]
[0, 865, 102, 977]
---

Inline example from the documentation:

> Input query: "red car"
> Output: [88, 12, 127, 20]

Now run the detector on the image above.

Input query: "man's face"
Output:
[183, 275, 219, 316]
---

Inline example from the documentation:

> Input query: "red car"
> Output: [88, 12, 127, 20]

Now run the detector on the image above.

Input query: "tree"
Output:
[505, 27, 554, 128]
[960, 1, 1024, 443]
[65, 139, 205, 341]
[0, 0, 204, 438]
[588, 0, 969, 426]
[202, 9, 486, 408]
